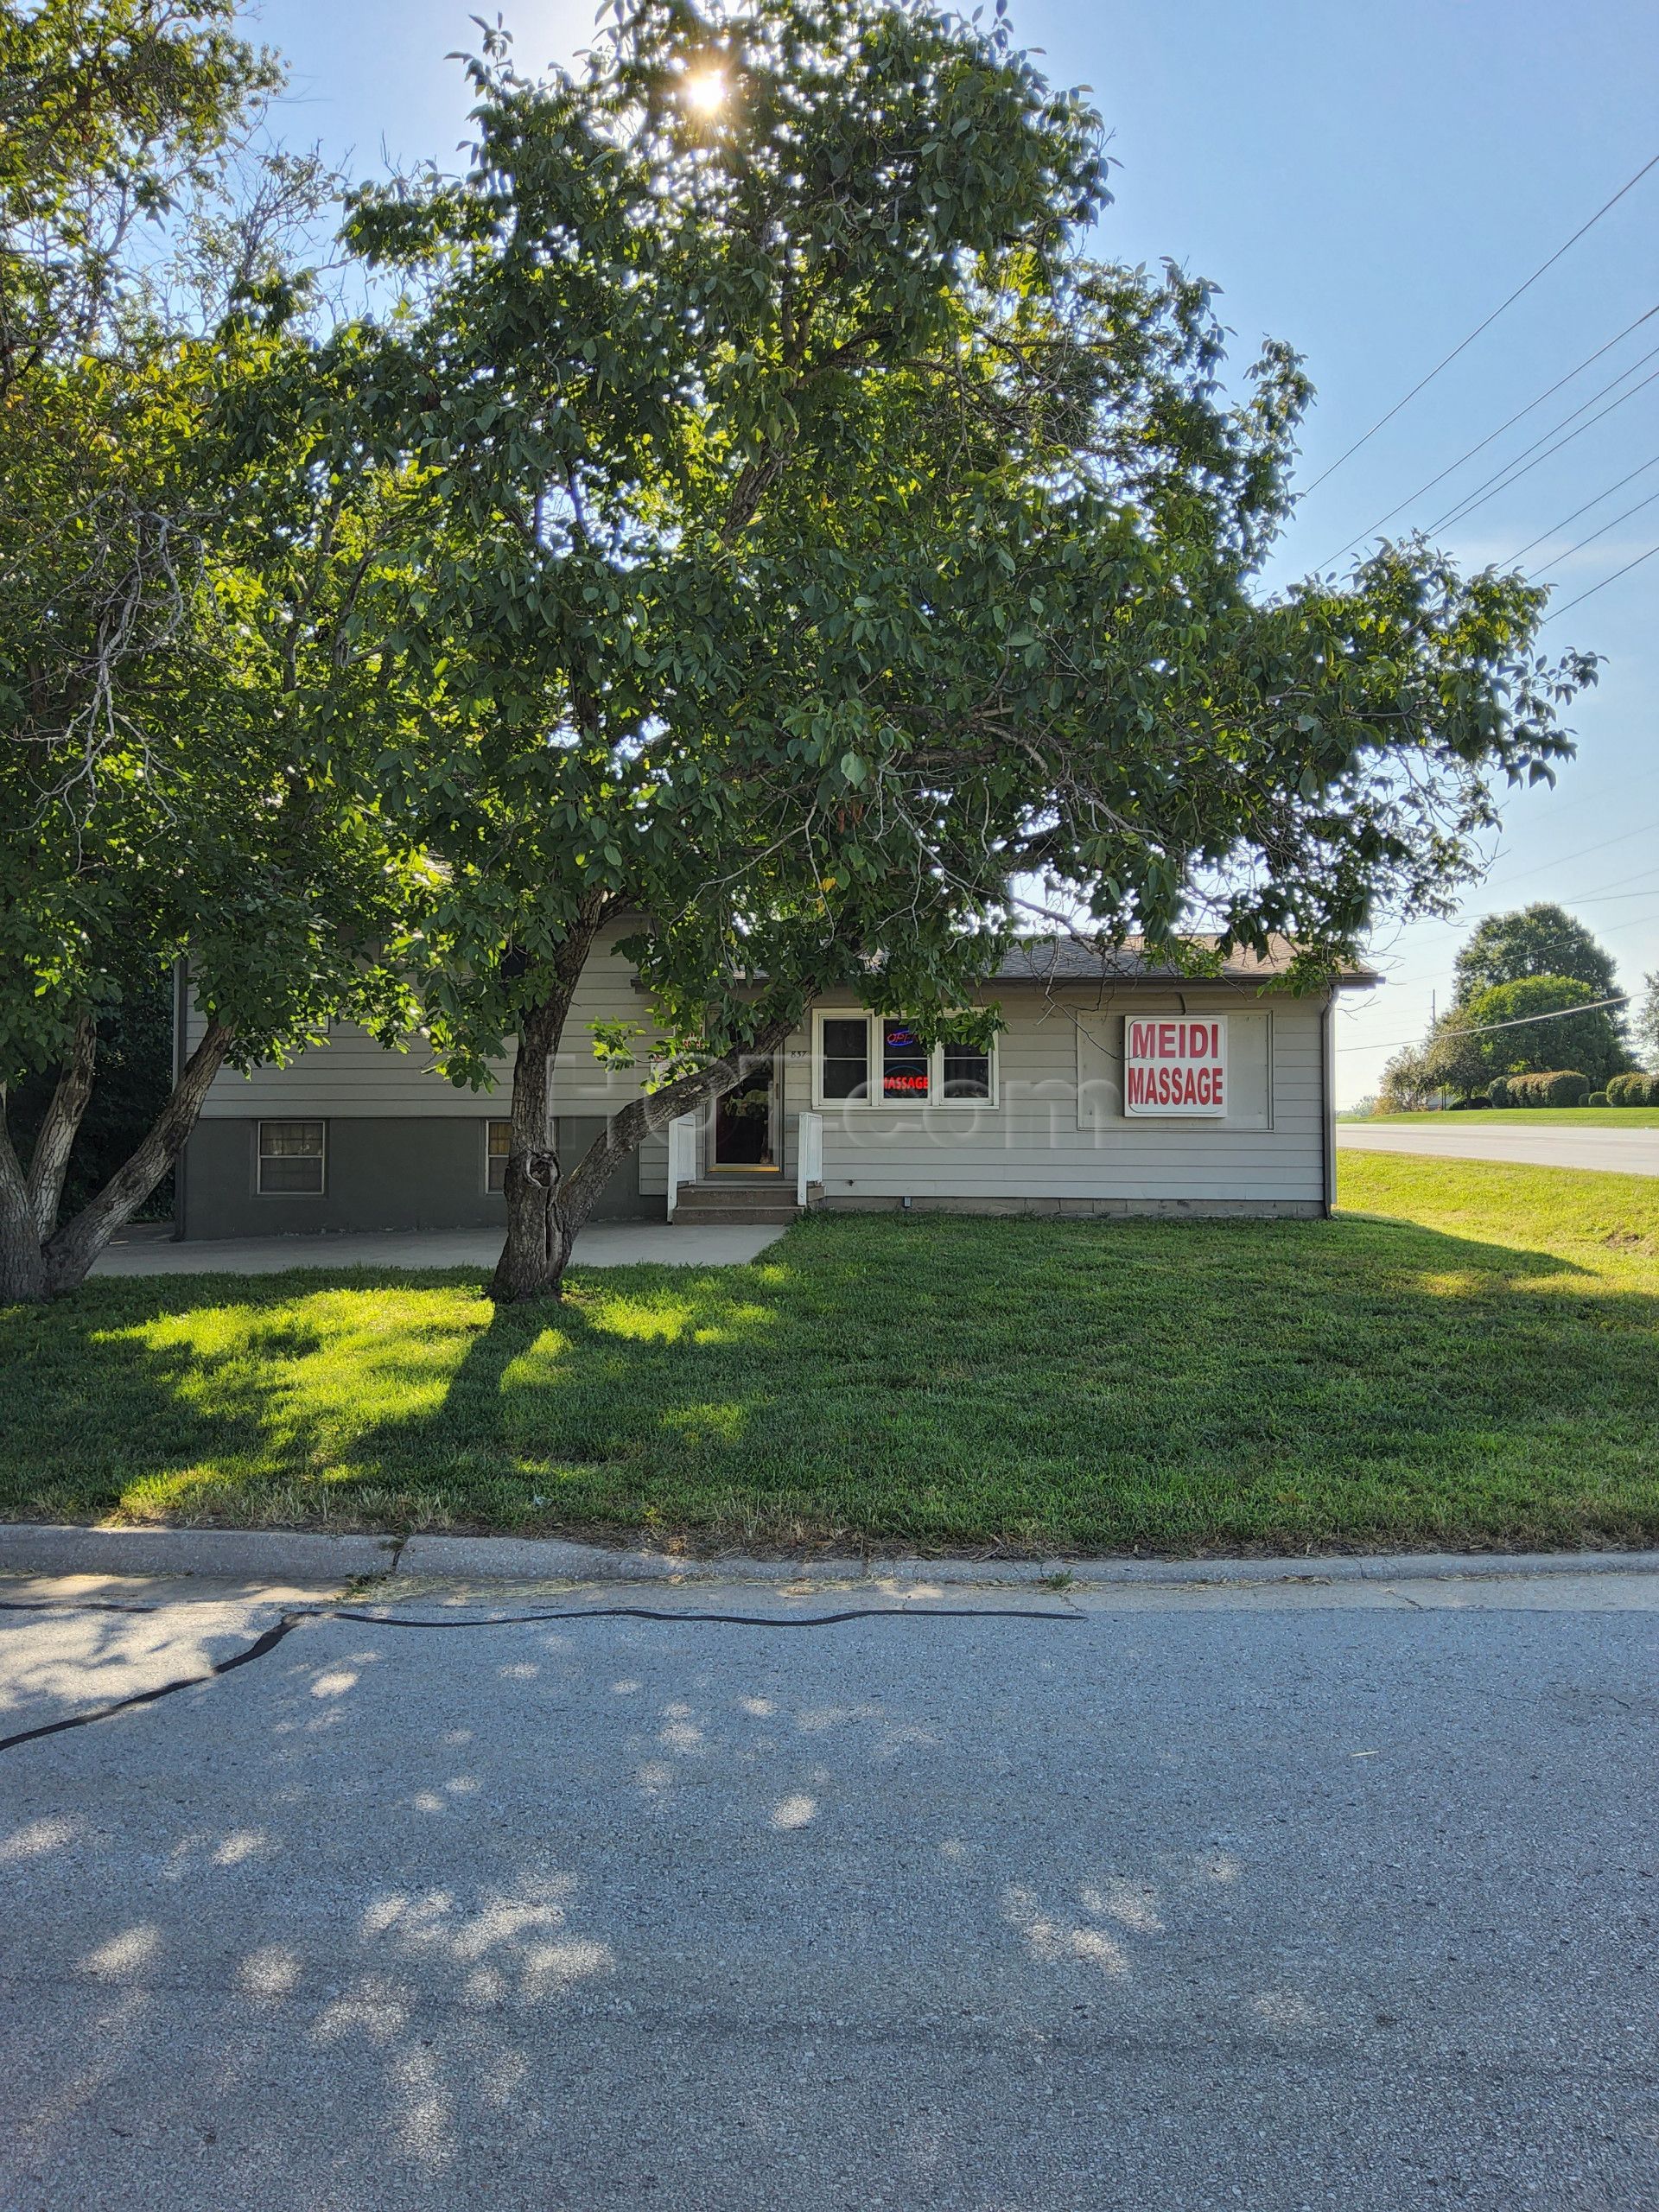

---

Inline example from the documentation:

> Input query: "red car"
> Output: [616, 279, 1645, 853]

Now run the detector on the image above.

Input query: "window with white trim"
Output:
[811, 1013, 996, 1107]
[486, 1119, 511, 1192]
[257, 1120, 325, 1195]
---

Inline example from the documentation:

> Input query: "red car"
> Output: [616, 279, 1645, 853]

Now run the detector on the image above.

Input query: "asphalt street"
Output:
[3, 1568, 1657, 2211]
[1337, 1121, 1659, 1176]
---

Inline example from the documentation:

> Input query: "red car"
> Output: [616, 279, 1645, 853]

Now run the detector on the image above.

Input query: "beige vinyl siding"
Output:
[189, 928, 675, 1191]
[188, 941, 1326, 1208]
[789, 988, 1326, 1205]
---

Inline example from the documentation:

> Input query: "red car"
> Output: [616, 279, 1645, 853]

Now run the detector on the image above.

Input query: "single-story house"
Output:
[170, 928, 1375, 1239]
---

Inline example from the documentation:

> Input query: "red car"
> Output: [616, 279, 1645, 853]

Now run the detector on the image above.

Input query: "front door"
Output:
[713, 1059, 777, 1170]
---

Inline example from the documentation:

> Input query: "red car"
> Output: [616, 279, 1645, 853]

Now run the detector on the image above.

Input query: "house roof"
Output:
[992, 936, 1380, 989]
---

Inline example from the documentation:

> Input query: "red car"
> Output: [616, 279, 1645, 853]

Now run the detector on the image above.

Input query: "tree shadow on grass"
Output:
[1, 1217, 1655, 1548]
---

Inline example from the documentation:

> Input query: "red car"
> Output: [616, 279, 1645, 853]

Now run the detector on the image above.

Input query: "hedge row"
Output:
[1488, 1071, 1590, 1108]
[1607, 1071, 1659, 1106]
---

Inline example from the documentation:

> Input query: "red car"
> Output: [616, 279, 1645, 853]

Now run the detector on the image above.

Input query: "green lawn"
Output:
[1343, 1108, 1659, 1128]
[2, 1151, 1656, 1555]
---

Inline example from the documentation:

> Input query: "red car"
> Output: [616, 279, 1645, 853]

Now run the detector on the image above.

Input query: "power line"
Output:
[1542, 537, 1659, 622]
[1300, 149, 1659, 498]
[1343, 850, 1659, 993]
[1503, 448, 1659, 566]
[1321, 304, 1659, 565]
[1424, 354, 1659, 537]
[1531, 484, 1659, 577]
[1479, 815, 1659, 893]
[1426, 341, 1659, 530]
[1527, 836, 1659, 885]
[1338, 992, 1630, 1052]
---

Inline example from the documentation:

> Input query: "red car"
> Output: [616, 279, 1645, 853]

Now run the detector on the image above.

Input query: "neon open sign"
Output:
[882, 1022, 928, 1096]
[1124, 1018, 1228, 1116]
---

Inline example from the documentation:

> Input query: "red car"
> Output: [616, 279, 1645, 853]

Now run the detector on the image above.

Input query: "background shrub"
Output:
[1507, 1070, 1589, 1107]
[1487, 1075, 1511, 1108]
[1607, 1071, 1658, 1106]
[1588, 1091, 1609, 1108]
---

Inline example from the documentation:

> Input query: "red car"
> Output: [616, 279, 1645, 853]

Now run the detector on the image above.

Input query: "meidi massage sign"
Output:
[1124, 1020, 1228, 1116]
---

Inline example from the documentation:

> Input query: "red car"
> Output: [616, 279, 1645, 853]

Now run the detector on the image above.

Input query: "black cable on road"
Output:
[0, 1595, 1080, 1756]
[0, 1615, 299, 1754]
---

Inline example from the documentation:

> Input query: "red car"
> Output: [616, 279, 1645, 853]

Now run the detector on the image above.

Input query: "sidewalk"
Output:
[90, 1220, 787, 1276]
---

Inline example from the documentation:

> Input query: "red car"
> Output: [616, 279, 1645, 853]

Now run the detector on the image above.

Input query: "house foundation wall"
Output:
[176, 1116, 651, 1240]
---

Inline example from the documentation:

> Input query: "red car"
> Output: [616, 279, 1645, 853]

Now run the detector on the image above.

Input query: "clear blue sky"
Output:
[253, 0, 1659, 1099]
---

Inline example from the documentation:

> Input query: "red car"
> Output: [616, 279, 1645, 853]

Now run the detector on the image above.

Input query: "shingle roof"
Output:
[992, 936, 1379, 988]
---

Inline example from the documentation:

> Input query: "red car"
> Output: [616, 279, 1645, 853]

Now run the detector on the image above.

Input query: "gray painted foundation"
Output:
[176, 1116, 654, 1240]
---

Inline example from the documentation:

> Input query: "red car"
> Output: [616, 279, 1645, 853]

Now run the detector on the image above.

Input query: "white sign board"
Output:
[1124, 1016, 1228, 1116]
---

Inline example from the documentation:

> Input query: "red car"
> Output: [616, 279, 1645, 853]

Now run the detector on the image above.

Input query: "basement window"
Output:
[257, 1121, 325, 1195]
[486, 1120, 511, 1193]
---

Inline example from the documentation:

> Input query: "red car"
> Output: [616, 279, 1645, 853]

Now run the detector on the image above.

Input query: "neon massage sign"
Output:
[1123, 1018, 1228, 1116]
[881, 1022, 931, 1096]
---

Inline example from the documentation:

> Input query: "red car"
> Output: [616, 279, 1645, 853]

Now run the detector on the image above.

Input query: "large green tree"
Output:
[1632, 969, 1658, 1071]
[0, 3, 422, 1300]
[1459, 975, 1628, 1089]
[1452, 903, 1618, 1004]
[334, 0, 1594, 1300]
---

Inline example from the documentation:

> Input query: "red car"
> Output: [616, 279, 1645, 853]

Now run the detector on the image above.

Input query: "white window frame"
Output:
[485, 1119, 512, 1194]
[810, 1010, 998, 1109]
[256, 1119, 327, 1197]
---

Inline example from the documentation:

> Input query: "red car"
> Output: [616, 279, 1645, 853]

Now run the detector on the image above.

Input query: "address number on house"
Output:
[1124, 1018, 1227, 1116]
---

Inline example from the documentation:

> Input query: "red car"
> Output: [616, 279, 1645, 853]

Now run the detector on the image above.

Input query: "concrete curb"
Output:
[3, 1521, 1658, 1591]
[0, 1523, 398, 1584]
[393, 1535, 1659, 1588]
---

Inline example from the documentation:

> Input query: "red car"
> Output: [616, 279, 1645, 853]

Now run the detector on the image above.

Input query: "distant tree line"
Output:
[1381, 903, 1655, 1110]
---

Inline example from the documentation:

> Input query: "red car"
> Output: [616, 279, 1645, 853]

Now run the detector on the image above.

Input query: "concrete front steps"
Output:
[671, 1179, 802, 1228]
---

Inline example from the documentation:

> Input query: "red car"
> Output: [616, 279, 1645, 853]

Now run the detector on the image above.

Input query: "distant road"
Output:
[1337, 1122, 1659, 1178]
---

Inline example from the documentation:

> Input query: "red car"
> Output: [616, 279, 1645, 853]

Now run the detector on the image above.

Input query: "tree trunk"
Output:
[488, 997, 572, 1303]
[32, 1019, 234, 1298]
[0, 1120, 47, 1305]
[488, 1013, 798, 1304]
[24, 1014, 98, 1241]
[486, 905, 611, 1304]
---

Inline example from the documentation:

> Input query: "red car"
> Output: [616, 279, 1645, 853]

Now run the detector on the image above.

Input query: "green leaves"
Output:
[294, 0, 1592, 1090]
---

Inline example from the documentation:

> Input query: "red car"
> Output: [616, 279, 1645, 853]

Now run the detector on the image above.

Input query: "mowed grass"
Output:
[1, 1151, 1655, 1554]
[1344, 1108, 1659, 1128]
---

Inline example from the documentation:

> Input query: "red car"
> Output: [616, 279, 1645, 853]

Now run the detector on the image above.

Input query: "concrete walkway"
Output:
[4, 1560, 1657, 2209]
[89, 1219, 788, 1276]
[1337, 1118, 1659, 1176]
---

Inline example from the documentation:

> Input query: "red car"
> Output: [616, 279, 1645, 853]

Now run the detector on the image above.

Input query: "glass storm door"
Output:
[713, 1061, 777, 1169]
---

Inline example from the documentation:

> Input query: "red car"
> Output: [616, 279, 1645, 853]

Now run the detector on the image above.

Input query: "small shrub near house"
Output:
[1588, 1091, 1609, 1108]
[1609, 1071, 1659, 1107]
[1507, 1071, 1590, 1108]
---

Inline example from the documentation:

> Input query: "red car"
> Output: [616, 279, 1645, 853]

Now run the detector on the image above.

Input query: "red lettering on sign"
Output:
[1124, 1014, 1225, 1111]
